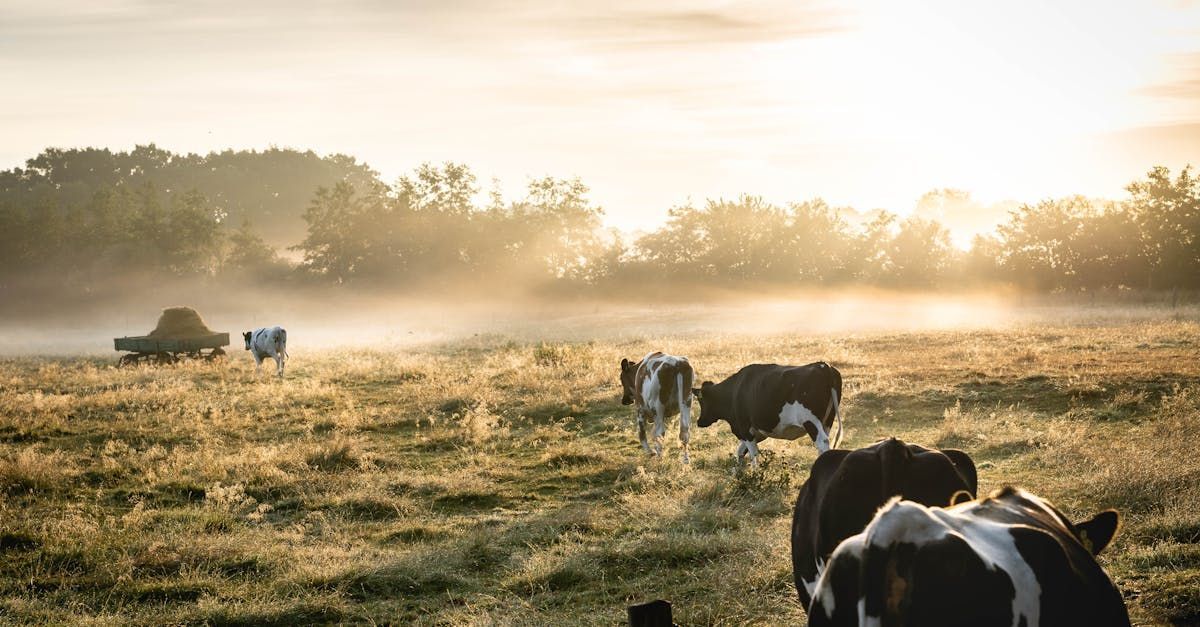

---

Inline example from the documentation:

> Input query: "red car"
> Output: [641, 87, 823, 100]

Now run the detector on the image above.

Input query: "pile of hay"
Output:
[147, 307, 217, 338]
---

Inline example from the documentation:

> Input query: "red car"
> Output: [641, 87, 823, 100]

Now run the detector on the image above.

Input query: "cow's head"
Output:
[243, 331, 252, 350]
[693, 381, 720, 427]
[619, 358, 637, 405]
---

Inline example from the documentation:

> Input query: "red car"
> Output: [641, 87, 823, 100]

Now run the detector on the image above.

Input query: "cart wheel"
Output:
[155, 352, 179, 365]
[118, 354, 139, 368]
[206, 347, 226, 361]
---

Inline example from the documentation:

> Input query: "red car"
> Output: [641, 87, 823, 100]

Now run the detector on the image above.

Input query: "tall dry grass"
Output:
[0, 315, 1197, 624]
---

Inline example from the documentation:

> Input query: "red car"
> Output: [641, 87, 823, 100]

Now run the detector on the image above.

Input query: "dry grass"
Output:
[0, 312, 1197, 624]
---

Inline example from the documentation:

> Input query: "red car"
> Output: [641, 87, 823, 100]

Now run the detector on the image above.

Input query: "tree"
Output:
[1126, 165, 1200, 289]
[844, 211, 896, 283]
[1074, 203, 1144, 289]
[517, 176, 604, 279]
[393, 163, 479, 276]
[0, 144, 382, 248]
[294, 182, 384, 283]
[887, 217, 954, 287]
[636, 195, 790, 282]
[959, 234, 1003, 285]
[224, 220, 288, 279]
[996, 197, 1090, 290]
[781, 199, 851, 283]
[164, 190, 224, 275]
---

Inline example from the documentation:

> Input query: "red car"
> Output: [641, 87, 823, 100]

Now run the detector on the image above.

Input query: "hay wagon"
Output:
[114, 333, 230, 366]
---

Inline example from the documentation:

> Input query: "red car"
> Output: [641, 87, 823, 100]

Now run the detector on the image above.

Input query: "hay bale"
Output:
[147, 307, 216, 339]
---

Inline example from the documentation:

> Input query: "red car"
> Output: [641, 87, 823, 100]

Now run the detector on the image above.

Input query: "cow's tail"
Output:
[824, 387, 843, 449]
[677, 366, 694, 411]
[878, 437, 911, 499]
[655, 362, 675, 403]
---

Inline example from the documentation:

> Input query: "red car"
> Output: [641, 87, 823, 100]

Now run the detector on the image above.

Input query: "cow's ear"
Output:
[941, 449, 979, 496]
[1075, 509, 1120, 555]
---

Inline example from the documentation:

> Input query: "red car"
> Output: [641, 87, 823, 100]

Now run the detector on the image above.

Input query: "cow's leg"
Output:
[253, 352, 264, 373]
[637, 408, 652, 455]
[275, 352, 284, 377]
[652, 404, 666, 458]
[737, 438, 763, 469]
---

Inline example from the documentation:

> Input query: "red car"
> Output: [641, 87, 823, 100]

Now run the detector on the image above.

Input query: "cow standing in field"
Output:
[244, 326, 288, 377]
[791, 438, 977, 608]
[809, 486, 1129, 627]
[693, 362, 842, 465]
[620, 352, 695, 463]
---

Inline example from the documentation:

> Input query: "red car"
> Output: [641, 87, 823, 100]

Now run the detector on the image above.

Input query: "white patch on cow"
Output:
[857, 497, 1044, 627]
[814, 541, 862, 619]
[760, 400, 831, 453]
[859, 598, 874, 627]
[801, 556, 826, 600]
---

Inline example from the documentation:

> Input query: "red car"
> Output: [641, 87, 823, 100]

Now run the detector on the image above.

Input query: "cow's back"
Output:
[810, 489, 1131, 627]
[252, 326, 286, 357]
[792, 438, 977, 608]
[635, 352, 692, 416]
[727, 362, 839, 427]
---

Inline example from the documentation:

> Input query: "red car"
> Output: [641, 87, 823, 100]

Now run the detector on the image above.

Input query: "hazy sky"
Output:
[3, 0, 1199, 232]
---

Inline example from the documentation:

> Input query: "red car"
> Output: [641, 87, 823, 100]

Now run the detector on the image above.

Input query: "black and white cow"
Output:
[243, 326, 288, 377]
[791, 438, 977, 608]
[692, 362, 842, 464]
[620, 352, 695, 463]
[809, 486, 1129, 627]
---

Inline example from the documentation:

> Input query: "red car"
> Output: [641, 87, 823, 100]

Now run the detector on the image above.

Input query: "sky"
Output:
[2, 0, 1199, 235]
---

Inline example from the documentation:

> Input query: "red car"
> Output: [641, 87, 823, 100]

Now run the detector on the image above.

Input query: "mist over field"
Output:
[4, 286, 1195, 357]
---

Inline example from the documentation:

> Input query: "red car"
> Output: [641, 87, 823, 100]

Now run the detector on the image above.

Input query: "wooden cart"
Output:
[114, 333, 230, 366]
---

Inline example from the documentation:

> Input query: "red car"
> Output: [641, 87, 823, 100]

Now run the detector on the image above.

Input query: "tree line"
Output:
[0, 145, 1196, 297]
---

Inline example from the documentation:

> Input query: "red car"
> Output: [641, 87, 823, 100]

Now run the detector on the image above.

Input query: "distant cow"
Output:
[243, 326, 288, 377]
[692, 362, 842, 464]
[620, 352, 695, 463]
[791, 438, 977, 608]
[809, 486, 1129, 627]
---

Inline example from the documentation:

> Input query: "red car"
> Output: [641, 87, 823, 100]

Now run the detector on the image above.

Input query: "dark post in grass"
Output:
[628, 599, 674, 627]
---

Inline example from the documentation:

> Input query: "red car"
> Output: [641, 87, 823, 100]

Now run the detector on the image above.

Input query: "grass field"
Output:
[1, 311, 1199, 625]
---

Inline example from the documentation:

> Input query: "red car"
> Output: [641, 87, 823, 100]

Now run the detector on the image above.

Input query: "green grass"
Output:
[0, 316, 1198, 624]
